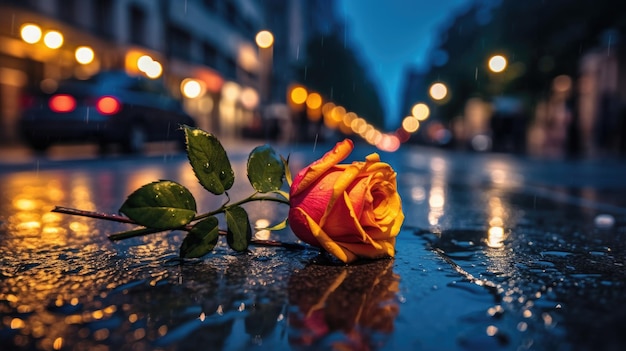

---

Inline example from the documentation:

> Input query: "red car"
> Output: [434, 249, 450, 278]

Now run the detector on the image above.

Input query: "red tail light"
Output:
[96, 96, 121, 115]
[49, 94, 76, 113]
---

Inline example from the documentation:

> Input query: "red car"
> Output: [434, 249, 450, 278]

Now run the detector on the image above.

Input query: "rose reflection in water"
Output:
[288, 258, 400, 351]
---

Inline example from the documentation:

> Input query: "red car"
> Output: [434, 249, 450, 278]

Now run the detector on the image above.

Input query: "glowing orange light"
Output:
[49, 94, 76, 113]
[96, 96, 121, 115]
[290, 86, 307, 104]
[306, 92, 322, 110]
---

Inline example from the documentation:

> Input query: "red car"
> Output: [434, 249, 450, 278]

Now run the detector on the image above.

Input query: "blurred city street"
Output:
[1, 142, 625, 350]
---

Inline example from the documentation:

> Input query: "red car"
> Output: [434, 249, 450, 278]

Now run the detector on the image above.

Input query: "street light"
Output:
[411, 102, 430, 121]
[181, 78, 204, 99]
[488, 55, 507, 73]
[43, 30, 63, 49]
[290, 86, 307, 105]
[402, 116, 420, 133]
[75, 46, 95, 64]
[429, 82, 448, 101]
[255, 30, 274, 49]
[20, 23, 42, 44]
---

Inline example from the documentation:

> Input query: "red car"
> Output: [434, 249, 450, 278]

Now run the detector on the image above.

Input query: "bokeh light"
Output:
[290, 86, 308, 105]
[222, 81, 241, 102]
[137, 55, 152, 71]
[552, 75, 572, 93]
[181, 79, 203, 99]
[20, 23, 42, 44]
[402, 116, 420, 133]
[144, 60, 162, 79]
[488, 55, 507, 73]
[305, 92, 322, 110]
[411, 103, 430, 121]
[377, 134, 400, 152]
[239, 87, 259, 109]
[75, 46, 95, 64]
[255, 30, 274, 49]
[43, 30, 63, 49]
[429, 82, 448, 101]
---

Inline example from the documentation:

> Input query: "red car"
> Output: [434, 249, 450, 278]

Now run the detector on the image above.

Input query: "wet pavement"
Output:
[1, 142, 625, 351]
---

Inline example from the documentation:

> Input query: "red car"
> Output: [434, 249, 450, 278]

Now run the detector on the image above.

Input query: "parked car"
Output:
[19, 71, 196, 153]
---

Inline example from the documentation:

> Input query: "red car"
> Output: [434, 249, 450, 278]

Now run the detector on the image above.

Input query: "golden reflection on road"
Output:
[0, 159, 220, 349]
[486, 197, 508, 249]
[0, 154, 303, 350]
[427, 156, 447, 228]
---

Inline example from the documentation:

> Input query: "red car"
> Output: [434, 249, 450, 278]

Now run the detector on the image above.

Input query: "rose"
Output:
[287, 259, 400, 348]
[288, 139, 404, 263]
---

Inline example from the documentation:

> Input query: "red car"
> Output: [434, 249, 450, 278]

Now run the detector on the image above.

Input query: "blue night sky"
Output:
[338, 0, 470, 129]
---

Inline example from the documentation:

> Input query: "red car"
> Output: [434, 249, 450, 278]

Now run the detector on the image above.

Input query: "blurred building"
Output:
[0, 0, 344, 145]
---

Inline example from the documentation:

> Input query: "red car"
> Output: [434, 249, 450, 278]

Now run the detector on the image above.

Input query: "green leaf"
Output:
[225, 206, 251, 252]
[180, 217, 220, 258]
[281, 155, 292, 187]
[119, 180, 196, 230]
[247, 145, 285, 193]
[183, 125, 235, 195]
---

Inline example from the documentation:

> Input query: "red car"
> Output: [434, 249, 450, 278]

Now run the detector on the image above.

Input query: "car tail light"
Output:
[49, 94, 76, 113]
[96, 96, 121, 115]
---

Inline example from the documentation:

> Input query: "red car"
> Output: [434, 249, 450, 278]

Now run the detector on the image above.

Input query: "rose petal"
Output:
[297, 207, 358, 263]
[291, 139, 354, 197]
[291, 169, 343, 223]
[319, 162, 362, 227]
[336, 238, 396, 259]
[322, 192, 383, 249]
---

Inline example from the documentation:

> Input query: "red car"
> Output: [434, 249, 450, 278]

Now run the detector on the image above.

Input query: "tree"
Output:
[422, 0, 626, 121]
[296, 32, 386, 128]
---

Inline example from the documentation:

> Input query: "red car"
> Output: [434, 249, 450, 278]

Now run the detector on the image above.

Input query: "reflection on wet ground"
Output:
[1, 145, 625, 350]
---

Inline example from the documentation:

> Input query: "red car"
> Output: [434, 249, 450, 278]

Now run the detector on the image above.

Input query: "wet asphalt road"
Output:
[0, 142, 625, 351]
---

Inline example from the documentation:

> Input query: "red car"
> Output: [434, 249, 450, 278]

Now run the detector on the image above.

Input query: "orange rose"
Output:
[288, 139, 404, 263]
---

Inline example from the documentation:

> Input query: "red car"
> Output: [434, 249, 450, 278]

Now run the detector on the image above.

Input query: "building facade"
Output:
[0, 0, 282, 144]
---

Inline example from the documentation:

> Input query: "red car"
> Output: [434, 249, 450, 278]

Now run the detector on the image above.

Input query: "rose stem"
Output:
[52, 206, 136, 224]
[52, 206, 308, 250]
